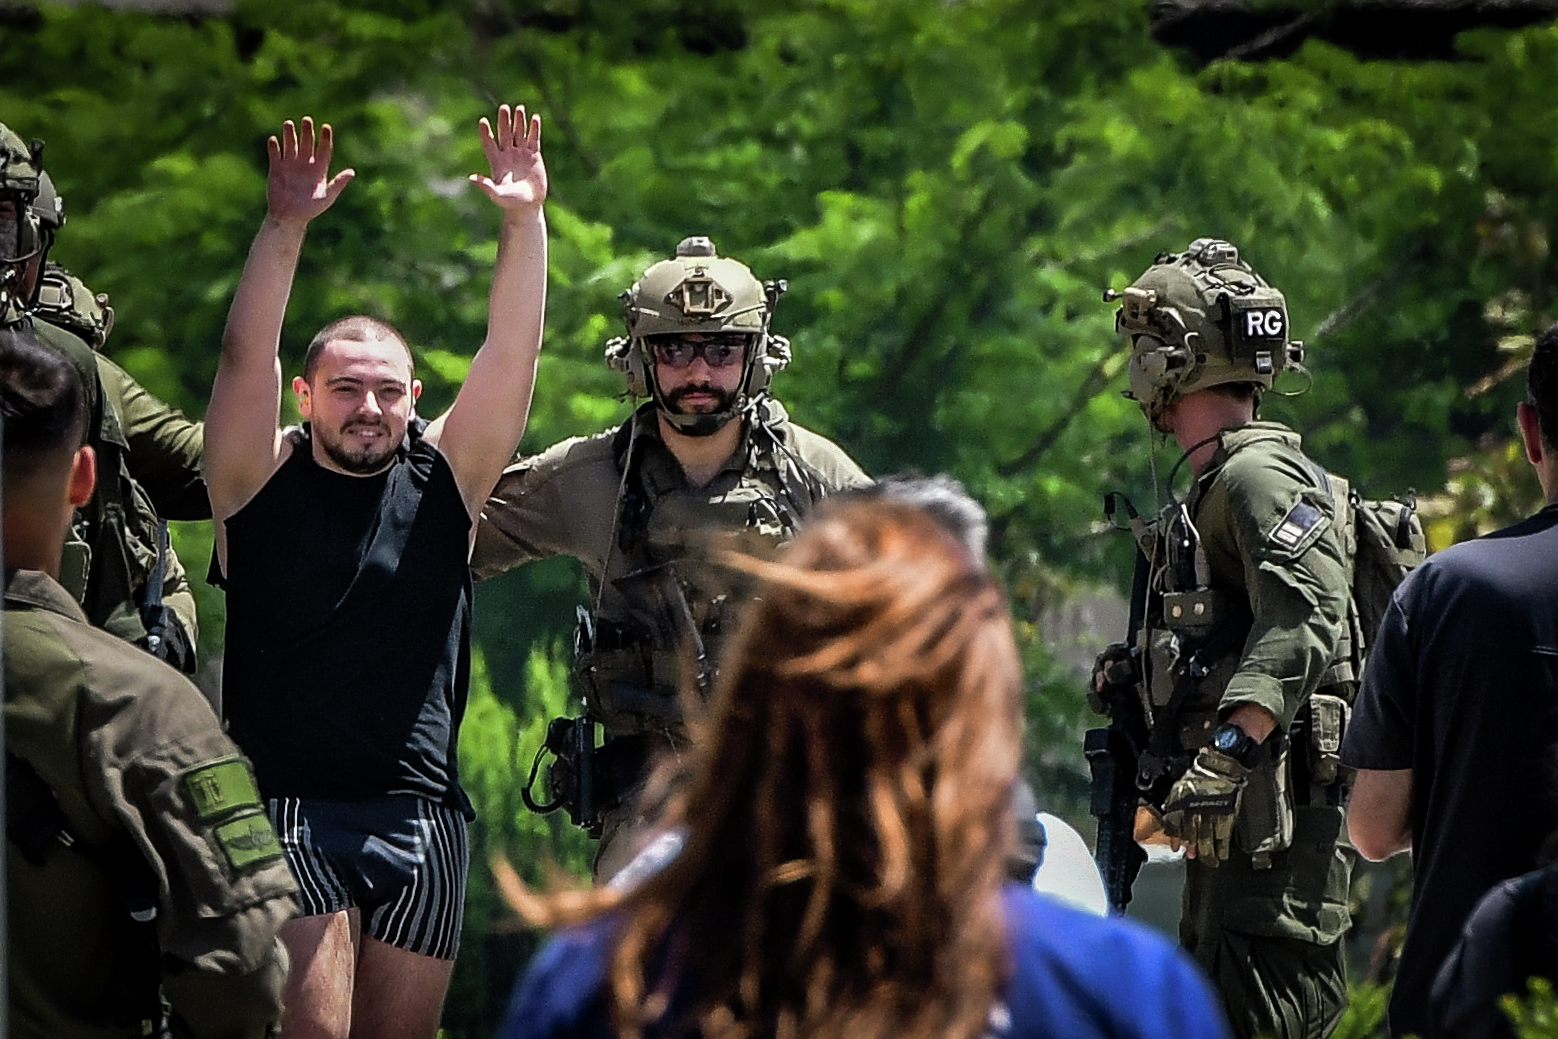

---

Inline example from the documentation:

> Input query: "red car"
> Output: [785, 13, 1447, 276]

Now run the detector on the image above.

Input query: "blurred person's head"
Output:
[504, 495, 1022, 1039]
[0, 324, 93, 575]
[850, 472, 989, 567]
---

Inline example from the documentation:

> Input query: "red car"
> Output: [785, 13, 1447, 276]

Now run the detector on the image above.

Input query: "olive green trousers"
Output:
[1180, 805, 1354, 1039]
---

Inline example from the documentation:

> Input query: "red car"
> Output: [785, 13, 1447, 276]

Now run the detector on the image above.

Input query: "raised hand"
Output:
[265, 117, 355, 227]
[469, 104, 547, 211]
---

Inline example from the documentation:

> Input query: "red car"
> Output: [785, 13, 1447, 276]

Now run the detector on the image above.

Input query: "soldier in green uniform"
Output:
[0, 122, 207, 674]
[1, 324, 297, 1038]
[474, 236, 870, 879]
[1092, 239, 1355, 1038]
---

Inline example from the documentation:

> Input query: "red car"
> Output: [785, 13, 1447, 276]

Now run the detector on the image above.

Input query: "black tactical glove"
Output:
[1089, 641, 1135, 715]
[1160, 747, 1251, 867]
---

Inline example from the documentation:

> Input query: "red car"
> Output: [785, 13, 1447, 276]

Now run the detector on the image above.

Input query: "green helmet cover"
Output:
[1111, 238, 1305, 425]
[0, 123, 42, 202]
[32, 171, 64, 233]
[0, 123, 48, 324]
[605, 236, 790, 434]
[35, 262, 113, 348]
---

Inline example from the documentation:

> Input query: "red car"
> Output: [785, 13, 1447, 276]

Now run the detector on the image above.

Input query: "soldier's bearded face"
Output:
[296, 339, 421, 476]
[653, 333, 745, 417]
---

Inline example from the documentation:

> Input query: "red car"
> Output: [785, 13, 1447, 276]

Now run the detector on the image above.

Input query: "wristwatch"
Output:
[1210, 723, 1265, 769]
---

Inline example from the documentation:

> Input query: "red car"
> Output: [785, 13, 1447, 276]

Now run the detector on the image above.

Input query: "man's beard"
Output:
[664, 383, 738, 416]
[0, 216, 20, 263]
[317, 420, 399, 474]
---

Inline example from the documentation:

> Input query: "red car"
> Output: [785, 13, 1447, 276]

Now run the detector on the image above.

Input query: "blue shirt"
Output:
[500, 884, 1230, 1039]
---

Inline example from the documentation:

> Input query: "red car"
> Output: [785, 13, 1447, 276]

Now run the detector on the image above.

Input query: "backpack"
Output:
[1347, 488, 1428, 653]
[1319, 468, 1428, 668]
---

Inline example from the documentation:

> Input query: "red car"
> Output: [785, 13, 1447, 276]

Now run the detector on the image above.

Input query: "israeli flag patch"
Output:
[1268, 499, 1326, 551]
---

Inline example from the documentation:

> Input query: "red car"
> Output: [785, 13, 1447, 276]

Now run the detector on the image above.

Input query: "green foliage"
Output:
[9, 0, 1558, 1031]
[1504, 976, 1558, 1039]
[1331, 980, 1392, 1039]
[452, 644, 592, 1035]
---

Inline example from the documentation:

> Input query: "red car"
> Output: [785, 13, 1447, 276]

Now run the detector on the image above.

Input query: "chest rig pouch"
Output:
[1137, 501, 1294, 866]
[575, 415, 813, 739]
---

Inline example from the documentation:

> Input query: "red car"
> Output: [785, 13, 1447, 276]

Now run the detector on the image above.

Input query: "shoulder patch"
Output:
[181, 757, 282, 873]
[181, 756, 263, 823]
[1267, 498, 1328, 554]
[213, 809, 285, 872]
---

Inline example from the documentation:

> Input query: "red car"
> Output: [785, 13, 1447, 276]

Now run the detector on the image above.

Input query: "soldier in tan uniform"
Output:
[1091, 240, 1355, 1038]
[474, 237, 870, 879]
[1, 323, 296, 1038]
[0, 122, 206, 674]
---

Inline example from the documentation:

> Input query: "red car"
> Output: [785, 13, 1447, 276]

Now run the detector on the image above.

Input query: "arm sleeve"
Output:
[82, 663, 296, 1039]
[162, 935, 289, 1039]
[789, 427, 873, 495]
[96, 354, 210, 520]
[472, 454, 580, 580]
[1217, 451, 1351, 729]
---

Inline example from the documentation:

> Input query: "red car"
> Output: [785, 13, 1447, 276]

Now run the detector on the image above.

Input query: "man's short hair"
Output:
[1530, 325, 1558, 450]
[303, 315, 413, 383]
[1207, 381, 1263, 406]
[0, 324, 84, 481]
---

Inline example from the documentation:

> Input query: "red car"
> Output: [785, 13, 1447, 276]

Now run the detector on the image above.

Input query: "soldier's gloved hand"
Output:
[1160, 747, 1251, 867]
[1089, 642, 1134, 715]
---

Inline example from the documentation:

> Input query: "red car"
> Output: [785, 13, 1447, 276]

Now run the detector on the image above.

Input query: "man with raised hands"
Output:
[205, 106, 547, 1039]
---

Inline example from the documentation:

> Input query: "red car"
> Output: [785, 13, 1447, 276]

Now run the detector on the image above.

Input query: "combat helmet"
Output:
[0, 123, 47, 322]
[35, 262, 115, 348]
[606, 236, 790, 436]
[32, 168, 64, 238]
[1108, 238, 1305, 427]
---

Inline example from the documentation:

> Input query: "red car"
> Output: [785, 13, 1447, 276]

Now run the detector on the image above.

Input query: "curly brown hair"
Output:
[500, 496, 1022, 1039]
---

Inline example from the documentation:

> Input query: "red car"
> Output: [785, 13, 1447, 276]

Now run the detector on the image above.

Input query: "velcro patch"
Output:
[1268, 499, 1326, 553]
[181, 757, 262, 823]
[214, 809, 285, 872]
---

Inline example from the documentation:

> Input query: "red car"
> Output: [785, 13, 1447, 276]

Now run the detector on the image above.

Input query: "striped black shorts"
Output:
[268, 795, 469, 960]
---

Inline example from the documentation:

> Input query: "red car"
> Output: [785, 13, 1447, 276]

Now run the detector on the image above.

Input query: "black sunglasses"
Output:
[650, 334, 749, 369]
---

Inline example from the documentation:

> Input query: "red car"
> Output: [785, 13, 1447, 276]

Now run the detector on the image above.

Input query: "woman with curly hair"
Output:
[497, 493, 1228, 1039]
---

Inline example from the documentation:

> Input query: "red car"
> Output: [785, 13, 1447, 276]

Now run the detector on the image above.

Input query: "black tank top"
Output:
[218, 420, 473, 814]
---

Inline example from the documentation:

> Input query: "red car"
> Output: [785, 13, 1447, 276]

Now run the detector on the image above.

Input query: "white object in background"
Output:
[1030, 813, 1109, 917]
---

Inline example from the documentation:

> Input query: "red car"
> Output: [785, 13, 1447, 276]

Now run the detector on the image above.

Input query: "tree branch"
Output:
[996, 352, 1126, 478]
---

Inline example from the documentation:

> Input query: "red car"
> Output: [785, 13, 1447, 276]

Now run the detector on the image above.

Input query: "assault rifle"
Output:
[1085, 495, 1152, 915]
[522, 563, 710, 836]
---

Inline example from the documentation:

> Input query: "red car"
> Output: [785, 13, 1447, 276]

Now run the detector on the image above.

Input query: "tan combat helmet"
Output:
[606, 236, 790, 435]
[0, 123, 47, 324]
[1108, 238, 1306, 427]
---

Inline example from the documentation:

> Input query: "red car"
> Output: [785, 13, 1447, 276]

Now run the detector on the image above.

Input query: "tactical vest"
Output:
[575, 403, 826, 740]
[1135, 447, 1352, 868]
[28, 320, 187, 668]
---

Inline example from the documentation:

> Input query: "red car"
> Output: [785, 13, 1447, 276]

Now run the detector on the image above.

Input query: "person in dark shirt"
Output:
[1343, 325, 1558, 1038]
[495, 495, 1229, 1039]
[1429, 846, 1558, 1039]
[204, 108, 548, 1038]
